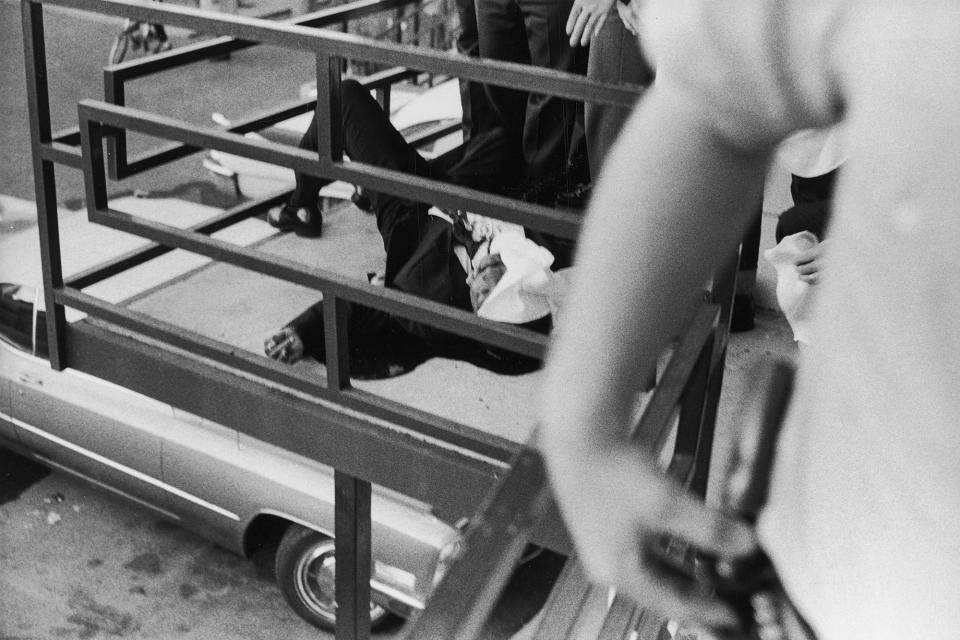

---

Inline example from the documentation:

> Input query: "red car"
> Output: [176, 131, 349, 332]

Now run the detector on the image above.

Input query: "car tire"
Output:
[275, 524, 395, 631]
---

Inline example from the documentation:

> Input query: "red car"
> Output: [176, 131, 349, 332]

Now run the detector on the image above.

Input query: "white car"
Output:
[0, 282, 461, 631]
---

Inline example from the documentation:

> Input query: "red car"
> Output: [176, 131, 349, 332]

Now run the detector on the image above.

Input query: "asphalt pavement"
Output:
[0, 0, 313, 205]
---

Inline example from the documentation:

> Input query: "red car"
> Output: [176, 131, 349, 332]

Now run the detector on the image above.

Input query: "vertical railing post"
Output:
[315, 49, 353, 390]
[315, 51, 344, 172]
[335, 470, 372, 640]
[103, 68, 127, 180]
[689, 252, 739, 494]
[674, 334, 715, 498]
[21, 0, 67, 370]
[323, 295, 352, 389]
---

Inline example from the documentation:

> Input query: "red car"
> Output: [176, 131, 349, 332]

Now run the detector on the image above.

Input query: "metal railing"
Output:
[21, 0, 733, 636]
[406, 281, 737, 640]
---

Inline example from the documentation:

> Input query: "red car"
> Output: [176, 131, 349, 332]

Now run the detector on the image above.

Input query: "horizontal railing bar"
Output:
[324, 163, 581, 238]
[56, 287, 521, 460]
[633, 304, 719, 453]
[64, 320, 512, 524]
[64, 191, 289, 289]
[111, 105, 453, 184]
[343, 386, 521, 462]
[407, 298, 721, 637]
[39, 141, 83, 167]
[111, 35, 242, 76]
[401, 119, 461, 147]
[41, 0, 640, 107]
[105, 68, 422, 181]
[84, 203, 548, 357]
[103, 0, 416, 80]
[356, 65, 421, 91]
[219, 98, 316, 135]
[81, 100, 580, 238]
[120, 141, 197, 176]
[52, 126, 80, 146]
[407, 447, 552, 639]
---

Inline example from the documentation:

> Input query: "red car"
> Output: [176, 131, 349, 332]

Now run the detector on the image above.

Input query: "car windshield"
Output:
[0, 283, 47, 357]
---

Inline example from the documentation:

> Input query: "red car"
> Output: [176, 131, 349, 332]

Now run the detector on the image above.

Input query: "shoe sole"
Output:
[268, 215, 322, 238]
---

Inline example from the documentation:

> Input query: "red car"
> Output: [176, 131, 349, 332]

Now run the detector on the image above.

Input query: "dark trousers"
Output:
[739, 205, 764, 275]
[585, 14, 653, 177]
[475, 0, 588, 195]
[289, 80, 441, 278]
[451, 0, 521, 194]
[286, 80, 542, 377]
[288, 80, 452, 362]
[775, 170, 837, 243]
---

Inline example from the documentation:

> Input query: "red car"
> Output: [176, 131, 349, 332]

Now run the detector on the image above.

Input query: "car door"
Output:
[0, 345, 14, 444]
[10, 348, 168, 513]
[160, 410, 247, 551]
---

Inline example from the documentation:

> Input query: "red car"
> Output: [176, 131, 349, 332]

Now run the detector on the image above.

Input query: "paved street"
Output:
[0, 443, 562, 639]
[0, 454, 347, 639]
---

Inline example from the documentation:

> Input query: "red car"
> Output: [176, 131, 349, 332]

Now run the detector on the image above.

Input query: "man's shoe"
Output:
[268, 204, 323, 238]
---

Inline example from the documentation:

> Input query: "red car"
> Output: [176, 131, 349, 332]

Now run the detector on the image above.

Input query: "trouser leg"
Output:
[739, 206, 763, 277]
[776, 171, 837, 242]
[454, 0, 482, 142]
[476, 0, 533, 184]
[288, 79, 443, 280]
[584, 14, 652, 178]
[517, 0, 586, 192]
[448, 0, 518, 193]
[730, 203, 763, 331]
[790, 170, 837, 206]
[775, 202, 832, 244]
[289, 79, 439, 210]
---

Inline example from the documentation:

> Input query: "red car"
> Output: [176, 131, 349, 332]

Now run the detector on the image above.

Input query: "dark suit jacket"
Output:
[288, 216, 547, 379]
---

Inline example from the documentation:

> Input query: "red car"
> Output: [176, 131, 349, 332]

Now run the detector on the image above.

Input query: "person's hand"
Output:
[565, 0, 617, 47]
[794, 238, 831, 284]
[264, 326, 305, 364]
[615, 0, 642, 35]
[541, 438, 757, 629]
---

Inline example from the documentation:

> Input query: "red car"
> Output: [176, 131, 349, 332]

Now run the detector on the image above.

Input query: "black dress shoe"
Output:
[268, 204, 323, 238]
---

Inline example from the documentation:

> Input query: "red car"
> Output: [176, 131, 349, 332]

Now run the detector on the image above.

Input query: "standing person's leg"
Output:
[475, 0, 530, 182]
[775, 201, 831, 244]
[584, 15, 652, 178]
[790, 170, 837, 206]
[518, 0, 587, 198]
[775, 169, 838, 243]
[454, 0, 482, 142]
[447, 0, 517, 193]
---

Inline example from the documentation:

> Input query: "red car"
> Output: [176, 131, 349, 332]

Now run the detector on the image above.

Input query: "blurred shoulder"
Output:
[639, 0, 847, 144]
